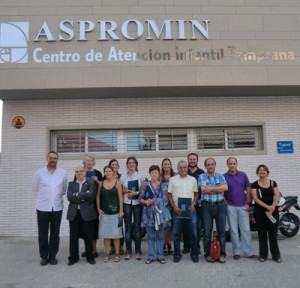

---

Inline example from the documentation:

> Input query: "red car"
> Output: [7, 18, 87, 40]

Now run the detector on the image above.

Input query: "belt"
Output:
[202, 200, 224, 205]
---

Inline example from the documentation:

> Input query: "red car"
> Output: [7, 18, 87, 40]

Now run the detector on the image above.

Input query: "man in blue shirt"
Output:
[199, 158, 228, 263]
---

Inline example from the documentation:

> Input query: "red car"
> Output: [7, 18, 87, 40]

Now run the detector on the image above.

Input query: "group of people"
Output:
[32, 151, 282, 266]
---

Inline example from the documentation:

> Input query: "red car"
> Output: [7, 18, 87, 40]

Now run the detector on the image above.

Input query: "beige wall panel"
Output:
[92, 6, 130, 15]
[174, 0, 209, 4]
[54, 7, 93, 16]
[279, 0, 300, 6]
[81, 67, 121, 87]
[210, 0, 243, 6]
[18, 7, 57, 16]
[228, 15, 263, 31]
[102, 0, 138, 6]
[237, 7, 272, 14]
[28, 0, 65, 7]
[202, 6, 236, 14]
[194, 15, 228, 32]
[120, 67, 158, 86]
[166, 6, 202, 14]
[43, 68, 84, 88]
[195, 66, 232, 85]
[244, 0, 278, 6]
[0, 8, 19, 15]
[158, 66, 196, 86]
[220, 32, 256, 40]
[65, 0, 94, 6]
[1, 0, 30, 6]
[231, 66, 268, 85]
[268, 66, 300, 85]
[139, 0, 173, 5]
[255, 32, 292, 40]
[263, 15, 298, 32]
[272, 7, 300, 14]
[129, 6, 166, 15]
[6, 69, 45, 89]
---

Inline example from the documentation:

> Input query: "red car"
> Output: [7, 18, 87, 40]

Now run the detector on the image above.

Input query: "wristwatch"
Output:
[193, 201, 196, 206]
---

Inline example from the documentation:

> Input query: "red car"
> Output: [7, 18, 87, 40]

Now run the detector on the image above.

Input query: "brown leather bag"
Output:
[209, 231, 221, 260]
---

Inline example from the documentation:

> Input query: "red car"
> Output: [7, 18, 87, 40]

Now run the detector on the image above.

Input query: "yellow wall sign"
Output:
[12, 116, 25, 129]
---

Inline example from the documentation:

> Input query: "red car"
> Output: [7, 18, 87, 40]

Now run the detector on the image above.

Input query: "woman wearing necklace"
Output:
[251, 164, 282, 263]
[108, 159, 124, 256]
[120, 156, 145, 260]
[160, 158, 175, 256]
[139, 165, 168, 264]
[97, 165, 124, 263]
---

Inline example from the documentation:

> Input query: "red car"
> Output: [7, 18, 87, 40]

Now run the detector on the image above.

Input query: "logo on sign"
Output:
[0, 22, 29, 63]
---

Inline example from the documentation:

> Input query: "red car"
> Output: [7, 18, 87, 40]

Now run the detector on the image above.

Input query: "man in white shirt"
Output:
[168, 160, 199, 263]
[32, 151, 68, 266]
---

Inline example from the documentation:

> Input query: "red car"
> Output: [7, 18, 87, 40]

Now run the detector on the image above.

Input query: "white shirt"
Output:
[168, 174, 198, 207]
[120, 171, 145, 205]
[32, 166, 68, 211]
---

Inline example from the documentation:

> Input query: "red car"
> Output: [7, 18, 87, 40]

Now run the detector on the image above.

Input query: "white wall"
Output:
[0, 95, 299, 236]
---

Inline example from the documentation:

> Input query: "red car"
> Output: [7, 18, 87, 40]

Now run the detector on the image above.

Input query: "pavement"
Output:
[0, 233, 300, 288]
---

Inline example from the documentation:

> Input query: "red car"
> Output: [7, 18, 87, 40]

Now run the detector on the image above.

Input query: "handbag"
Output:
[209, 231, 221, 260]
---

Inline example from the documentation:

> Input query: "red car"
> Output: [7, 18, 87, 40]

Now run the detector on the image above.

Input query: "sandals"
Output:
[206, 256, 216, 263]
[145, 258, 153, 264]
[103, 255, 110, 262]
[124, 253, 131, 261]
[158, 258, 166, 264]
[163, 245, 168, 256]
[119, 248, 124, 255]
[274, 258, 282, 263]
[259, 258, 266, 262]
[168, 243, 174, 255]
[114, 255, 120, 262]
[136, 253, 142, 260]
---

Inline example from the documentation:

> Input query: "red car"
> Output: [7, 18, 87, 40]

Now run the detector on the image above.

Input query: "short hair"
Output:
[204, 158, 216, 167]
[48, 151, 58, 158]
[103, 165, 113, 173]
[109, 159, 119, 168]
[126, 156, 138, 171]
[256, 164, 270, 175]
[161, 158, 175, 178]
[187, 153, 198, 161]
[226, 157, 238, 164]
[177, 160, 188, 168]
[83, 154, 96, 166]
[149, 165, 160, 174]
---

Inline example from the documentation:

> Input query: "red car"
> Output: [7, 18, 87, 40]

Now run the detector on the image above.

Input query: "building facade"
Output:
[0, 0, 299, 236]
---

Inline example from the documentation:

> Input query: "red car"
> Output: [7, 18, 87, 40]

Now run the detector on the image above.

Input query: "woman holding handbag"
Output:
[139, 165, 168, 264]
[251, 164, 282, 263]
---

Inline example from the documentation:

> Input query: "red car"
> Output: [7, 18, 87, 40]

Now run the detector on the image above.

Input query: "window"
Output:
[51, 126, 263, 155]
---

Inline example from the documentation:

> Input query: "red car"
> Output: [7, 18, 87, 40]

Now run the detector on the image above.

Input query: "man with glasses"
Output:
[66, 166, 97, 265]
[32, 151, 68, 266]
[168, 160, 199, 263]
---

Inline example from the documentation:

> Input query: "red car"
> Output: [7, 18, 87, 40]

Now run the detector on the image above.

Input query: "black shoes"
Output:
[48, 258, 58, 265]
[182, 248, 190, 254]
[192, 258, 199, 263]
[89, 259, 96, 265]
[173, 258, 181, 263]
[40, 258, 48, 266]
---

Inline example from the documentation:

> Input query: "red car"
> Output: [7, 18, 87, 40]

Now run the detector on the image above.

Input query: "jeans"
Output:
[195, 205, 202, 252]
[202, 202, 226, 258]
[37, 209, 62, 259]
[227, 205, 254, 256]
[171, 208, 198, 260]
[146, 226, 164, 259]
[123, 203, 142, 255]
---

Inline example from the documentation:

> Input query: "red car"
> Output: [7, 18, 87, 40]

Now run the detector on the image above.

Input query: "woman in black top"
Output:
[251, 164, 281, 263]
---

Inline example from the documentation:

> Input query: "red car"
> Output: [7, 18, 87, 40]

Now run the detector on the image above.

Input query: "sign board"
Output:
[277, 141, 293, 154]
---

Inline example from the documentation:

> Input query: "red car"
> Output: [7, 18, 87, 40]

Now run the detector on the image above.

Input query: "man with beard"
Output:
[32, 151, 68, 266]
